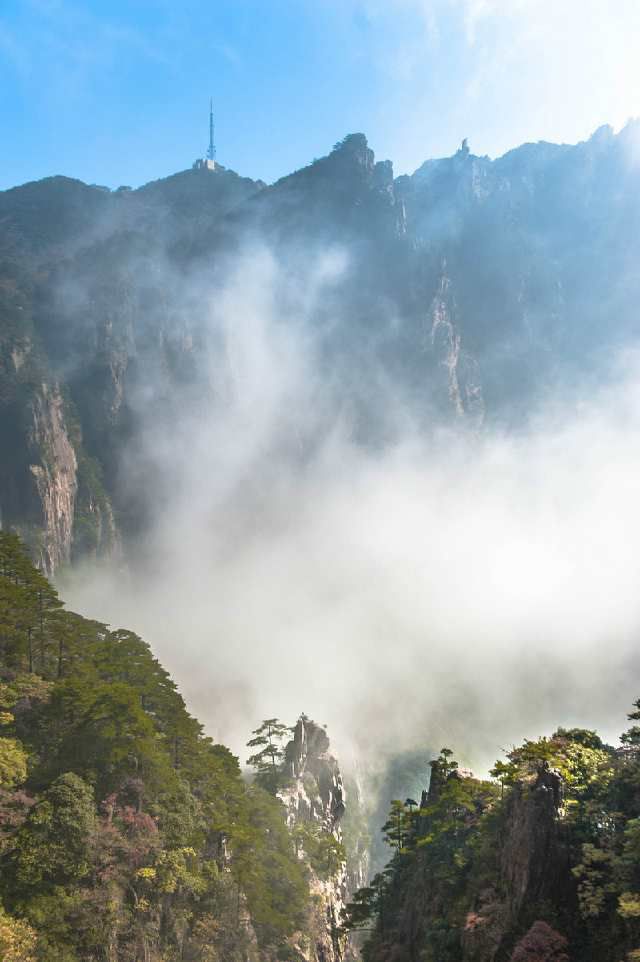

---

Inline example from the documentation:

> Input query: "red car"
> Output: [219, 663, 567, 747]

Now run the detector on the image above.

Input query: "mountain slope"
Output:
[346, 726, 640, 961]
[0, 531, 356, 961]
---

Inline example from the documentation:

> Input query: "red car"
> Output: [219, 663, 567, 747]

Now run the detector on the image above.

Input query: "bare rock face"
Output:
[16, 380, 118, 575]
[427, 264, 484, 428]
[282, 716, 346, 827]
[278, 716, 358, 962]
[28, 383, 78, 574]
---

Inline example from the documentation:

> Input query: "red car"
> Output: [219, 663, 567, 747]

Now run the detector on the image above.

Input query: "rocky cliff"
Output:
[278, 716, 363, 961]
[0, 301, 118, 573]
[353, 728, 640, 962]
[461, 773, 569, 962]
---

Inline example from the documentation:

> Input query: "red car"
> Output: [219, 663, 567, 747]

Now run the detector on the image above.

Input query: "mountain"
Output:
[0, 166, 264, 572]
[2, 125, 640, 570]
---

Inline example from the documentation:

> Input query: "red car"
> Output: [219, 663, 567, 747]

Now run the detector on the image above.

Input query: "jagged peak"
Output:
[281, 715, 345, 826]
[589, 123, 615, 143]
[285, 714, 331, 775]
[408, 123, 633, 183]
[331, 131, 369, 154]
[329, 133, 376, 176]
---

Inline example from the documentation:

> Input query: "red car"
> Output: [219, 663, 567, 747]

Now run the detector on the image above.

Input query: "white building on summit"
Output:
[192, 100, 216, 170]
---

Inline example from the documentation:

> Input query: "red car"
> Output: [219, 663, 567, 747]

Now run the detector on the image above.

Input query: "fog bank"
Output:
[63, 246, 640, 775]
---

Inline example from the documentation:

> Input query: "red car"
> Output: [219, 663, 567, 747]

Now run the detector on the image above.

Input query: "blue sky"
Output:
[1, 0, 639, 190]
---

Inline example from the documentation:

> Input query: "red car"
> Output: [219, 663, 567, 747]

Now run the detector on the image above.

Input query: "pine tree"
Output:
[246, 718, 291, 792]
[382, 799, 411, 853]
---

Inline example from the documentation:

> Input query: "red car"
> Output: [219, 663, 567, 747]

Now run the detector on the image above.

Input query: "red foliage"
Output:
[0, 788, 36, 835]
[94, 790, 160, 878]
[510, 921, 569, 962]
[118, 805, 158, 834]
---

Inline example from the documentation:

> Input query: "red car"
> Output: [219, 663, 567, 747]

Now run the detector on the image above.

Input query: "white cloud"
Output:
[63, 246, 640, 777]
[354, 0, 640, 171]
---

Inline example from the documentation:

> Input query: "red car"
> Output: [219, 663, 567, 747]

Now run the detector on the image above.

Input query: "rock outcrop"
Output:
[360, 749, 578, 962]
[28, 383, 78, 573]
[427, 263, 484, 427]
[461, 778, 568, 962]
[278, 716, 359, 962]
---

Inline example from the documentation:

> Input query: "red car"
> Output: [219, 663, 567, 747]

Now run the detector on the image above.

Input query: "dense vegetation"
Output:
[345, 724, 640, 960]
[8, 517, 640, 962]
[0, 532, 313, 962]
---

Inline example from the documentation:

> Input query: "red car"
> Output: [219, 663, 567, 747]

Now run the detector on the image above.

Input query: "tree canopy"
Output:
[0, 532, 312, 961]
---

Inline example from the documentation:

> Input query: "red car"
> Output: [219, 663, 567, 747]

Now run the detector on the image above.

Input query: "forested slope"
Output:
[0, 532, 347, 962]
[346, 724, 640, 961]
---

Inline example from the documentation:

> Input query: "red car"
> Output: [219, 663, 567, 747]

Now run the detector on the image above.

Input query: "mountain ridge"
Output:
[2, 122, 640, 570]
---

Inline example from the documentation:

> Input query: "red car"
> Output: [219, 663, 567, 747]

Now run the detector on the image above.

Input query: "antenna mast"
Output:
[207, 98, 216, 162]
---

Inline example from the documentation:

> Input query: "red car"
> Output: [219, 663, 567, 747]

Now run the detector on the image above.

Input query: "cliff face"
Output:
[278, 717, 361, 962]
[427, 264, 484, 427]
[2, 125, 640, 568]
[358, 731, 640, 962]
[461, 780, 568, 962]
[0, 321, 117, 573]
[28, 383, 78, 573]
[0, 166, 263, 568]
